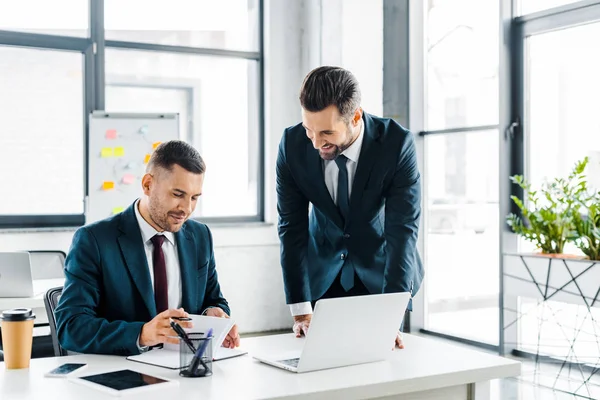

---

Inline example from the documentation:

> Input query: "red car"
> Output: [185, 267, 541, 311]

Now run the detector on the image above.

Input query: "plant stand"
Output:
[502, 253, 600, 399]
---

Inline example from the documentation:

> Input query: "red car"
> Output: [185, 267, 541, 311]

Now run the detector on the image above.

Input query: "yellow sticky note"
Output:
[102, 181, 115, 191]
[152, 141, 161, 150]
[112, 207, 124, 215]
[144, 154, 151, 164]
[114, 146, 125, 157]
[101, 147, 114, 158]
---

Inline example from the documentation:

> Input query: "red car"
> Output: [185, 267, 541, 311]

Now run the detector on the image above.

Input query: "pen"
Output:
[170, 320, 197, 354]
[187, 328, 213, 375]
[172, 317, 192, 321]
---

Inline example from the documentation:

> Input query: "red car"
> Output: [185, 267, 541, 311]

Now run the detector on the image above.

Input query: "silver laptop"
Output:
[0, 252, 36, 298]
[253, 292, 411, 373]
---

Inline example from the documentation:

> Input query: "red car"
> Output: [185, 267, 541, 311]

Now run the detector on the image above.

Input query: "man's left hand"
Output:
[395, 331, 404, 349]
[204, 307, 241, 349]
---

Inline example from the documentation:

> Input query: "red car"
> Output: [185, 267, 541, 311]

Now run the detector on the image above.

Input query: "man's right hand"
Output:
[139, 308, 192, 347]
[293, 314, 312, 338]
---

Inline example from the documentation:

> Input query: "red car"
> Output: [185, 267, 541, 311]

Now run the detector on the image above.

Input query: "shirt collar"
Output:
[134, 199, 175, 246]
[340, 119, 365, 163]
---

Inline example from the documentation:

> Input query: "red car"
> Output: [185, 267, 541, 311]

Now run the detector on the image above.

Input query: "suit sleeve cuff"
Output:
[136, 334, 149, 353]
[289, 302, 313, 317]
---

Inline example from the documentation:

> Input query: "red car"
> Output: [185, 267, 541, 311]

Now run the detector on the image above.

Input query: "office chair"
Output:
[43, 286, 68, 357]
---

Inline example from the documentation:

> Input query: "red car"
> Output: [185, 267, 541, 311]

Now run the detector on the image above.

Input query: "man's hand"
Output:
[395, 331, 404, 350]
[293, 314, 312, 338]
[139, 308, 192, 347]
[205, 307, 240, 349]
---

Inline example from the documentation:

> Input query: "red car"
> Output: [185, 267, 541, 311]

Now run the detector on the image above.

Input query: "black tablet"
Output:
[71, 369, 177, 396]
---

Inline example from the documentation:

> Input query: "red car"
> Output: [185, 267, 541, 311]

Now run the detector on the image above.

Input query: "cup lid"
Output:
[0, 308, 36, 321]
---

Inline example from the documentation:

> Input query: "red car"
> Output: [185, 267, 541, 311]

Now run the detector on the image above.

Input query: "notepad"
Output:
[126, 315, 247, 369]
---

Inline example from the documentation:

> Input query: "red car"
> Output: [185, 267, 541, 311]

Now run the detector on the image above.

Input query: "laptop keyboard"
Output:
[279, 358, 300, 368]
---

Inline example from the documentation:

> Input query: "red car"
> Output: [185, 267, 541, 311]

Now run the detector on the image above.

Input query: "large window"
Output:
[509, 2, 600, 387]
[0, 0, 88, 37]
[105, 49, 260, 218]
[0, 1, 264, 227]
[527, 22, 600, 195]
[0, 46, 85, 216]
[104, 0, 259, 51]
[423, 0, 500, 345]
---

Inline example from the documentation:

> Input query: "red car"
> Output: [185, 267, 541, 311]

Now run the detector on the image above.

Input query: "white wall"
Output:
[0, 0, 385, 334]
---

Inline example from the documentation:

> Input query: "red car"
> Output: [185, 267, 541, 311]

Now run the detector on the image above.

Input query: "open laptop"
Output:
[253, 292, 411, 373]
[0, 252, 36, 297]
[0, 252, 61, 298]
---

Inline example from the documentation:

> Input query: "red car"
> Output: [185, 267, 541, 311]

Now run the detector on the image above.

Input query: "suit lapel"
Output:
[306, 142, 345, 229]
[350, 114, 381, 214]
[117, 203, 156, 317]
[175, 224, 198, 312]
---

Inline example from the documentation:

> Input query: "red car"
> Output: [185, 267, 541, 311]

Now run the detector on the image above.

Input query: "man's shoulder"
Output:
[282, 122, 307, 146]
[182, 218, 210, 238]
[367, 113, 412, 138]
[76, 213, 121, 238]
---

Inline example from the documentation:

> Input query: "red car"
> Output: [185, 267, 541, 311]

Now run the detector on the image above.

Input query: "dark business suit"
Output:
[276, 112, 423, 308]
[55, 202, 229, 356]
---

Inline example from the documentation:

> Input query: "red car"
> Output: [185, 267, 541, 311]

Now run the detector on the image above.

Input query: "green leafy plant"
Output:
[573, 196, 600, 260]
[506, 158, 588, 255]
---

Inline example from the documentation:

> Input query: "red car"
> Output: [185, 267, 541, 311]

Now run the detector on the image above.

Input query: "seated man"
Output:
[55, 140, 240, 355]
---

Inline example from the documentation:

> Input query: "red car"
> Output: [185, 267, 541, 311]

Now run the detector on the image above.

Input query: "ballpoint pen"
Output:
[170, 320, 197, 354]
[187, 328, 213, 375]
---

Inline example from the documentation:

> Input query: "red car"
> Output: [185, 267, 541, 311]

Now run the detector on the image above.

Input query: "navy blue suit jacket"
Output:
[276, 113, 423, 307]
[55, 202, 229, 356]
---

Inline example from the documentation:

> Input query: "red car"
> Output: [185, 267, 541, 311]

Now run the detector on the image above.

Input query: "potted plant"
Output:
[506, 157, 588, 257]
[501, 157, 600, 361]
[573, 196, 600, 260]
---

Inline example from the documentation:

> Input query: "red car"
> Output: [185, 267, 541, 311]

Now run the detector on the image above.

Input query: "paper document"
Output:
[126, 314, 247, 369]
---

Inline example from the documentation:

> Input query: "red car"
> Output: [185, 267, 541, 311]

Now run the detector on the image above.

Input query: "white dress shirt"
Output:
[290, 121, 365, 317]
[134, 200, 182, 310]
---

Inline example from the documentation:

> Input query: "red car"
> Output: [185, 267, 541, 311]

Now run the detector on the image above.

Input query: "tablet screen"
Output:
[79, 369, 169, 391]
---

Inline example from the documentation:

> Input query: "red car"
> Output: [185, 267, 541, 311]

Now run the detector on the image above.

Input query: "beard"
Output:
[318, 126, 355, 161]
[148, 198, 187, 232]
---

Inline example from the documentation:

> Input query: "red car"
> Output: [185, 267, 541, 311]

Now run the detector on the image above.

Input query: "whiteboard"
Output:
[87, 112, 180, 224]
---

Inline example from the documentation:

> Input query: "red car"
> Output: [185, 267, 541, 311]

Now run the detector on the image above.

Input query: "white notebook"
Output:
[126, 314, 247, 369]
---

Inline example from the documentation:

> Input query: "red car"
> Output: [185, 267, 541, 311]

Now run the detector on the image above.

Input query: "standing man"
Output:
[55, 140, 240, 355]
[276, 66, 423, 348]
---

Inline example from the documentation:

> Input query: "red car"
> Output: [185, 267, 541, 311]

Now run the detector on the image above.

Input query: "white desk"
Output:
[0, 278, 64, 326]
[0, 333, 520, 400]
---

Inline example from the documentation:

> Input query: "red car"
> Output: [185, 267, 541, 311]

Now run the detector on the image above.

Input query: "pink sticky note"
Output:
[105, 129, 117, 139]
[122, 174, 135, 185]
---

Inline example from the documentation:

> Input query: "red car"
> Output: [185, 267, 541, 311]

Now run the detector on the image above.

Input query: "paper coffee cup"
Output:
[1, 308, 36, 369]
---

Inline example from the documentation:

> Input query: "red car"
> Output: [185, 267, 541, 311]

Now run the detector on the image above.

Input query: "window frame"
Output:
[499, 0, 600, 354]
[0, 0, 265, 228]
[418, 0, 502, 348]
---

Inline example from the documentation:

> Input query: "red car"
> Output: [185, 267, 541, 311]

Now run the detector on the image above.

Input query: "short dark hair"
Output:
[299, 66, 361, 122]
[147, 140, 206, 174]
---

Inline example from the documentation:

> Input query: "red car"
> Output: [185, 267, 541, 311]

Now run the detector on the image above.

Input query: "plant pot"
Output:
[532, 252, 586, 260]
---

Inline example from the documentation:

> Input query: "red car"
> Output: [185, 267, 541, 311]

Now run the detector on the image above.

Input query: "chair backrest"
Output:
[44, 286, 67, 356]
[29, 251, 66, 280]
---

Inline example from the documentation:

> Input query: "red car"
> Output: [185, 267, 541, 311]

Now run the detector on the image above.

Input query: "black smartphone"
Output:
[45, 363, 87, 378]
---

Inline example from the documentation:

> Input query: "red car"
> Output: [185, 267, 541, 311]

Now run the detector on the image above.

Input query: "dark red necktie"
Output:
[150, 234, 168, 314]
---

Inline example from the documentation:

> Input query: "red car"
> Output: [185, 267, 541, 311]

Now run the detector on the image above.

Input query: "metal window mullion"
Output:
[104, 40, 261, 60]
[91, 0, 105, 110]
[0, 30, 90, 52]
[257, 0, 265, 221]
[518, 2, 600, 36]
[418, 124, 500, 136]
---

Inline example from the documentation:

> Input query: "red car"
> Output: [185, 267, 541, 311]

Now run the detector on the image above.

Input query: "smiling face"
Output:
[140, 163, 204, 232]
[302, 105, 363, 160]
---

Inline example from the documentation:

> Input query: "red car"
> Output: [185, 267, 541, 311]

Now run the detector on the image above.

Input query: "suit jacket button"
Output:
[340, 253, 346, 260]
[343, 233, 350, 239]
